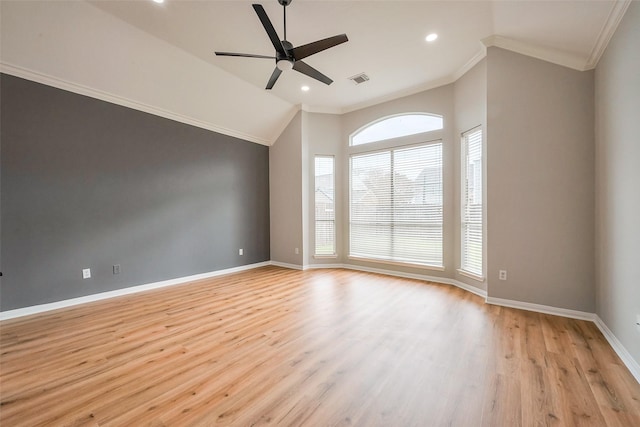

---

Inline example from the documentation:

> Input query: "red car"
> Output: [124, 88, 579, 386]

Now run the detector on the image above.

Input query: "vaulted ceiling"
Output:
[0, 1, 629, 145]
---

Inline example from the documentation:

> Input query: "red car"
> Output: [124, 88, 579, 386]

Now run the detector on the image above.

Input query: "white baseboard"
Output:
[593, 316, 640, 384]
[342, 263, 488, 298]
[301, 259, 640, 382]
[293, 262, 488, 299]
[0, 261, 270, 321]
[486, 296, 639, 384]
[485, 296, 595, 321]
[270, 261, 304, 270]
[444, 277, 488, 299]
[0, 260, 483, 321]
[3, 260, 637, 386]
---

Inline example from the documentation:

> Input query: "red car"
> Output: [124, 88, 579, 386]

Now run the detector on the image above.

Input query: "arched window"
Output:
[348, 113, 444, 269]
[350, 113, 443, 146]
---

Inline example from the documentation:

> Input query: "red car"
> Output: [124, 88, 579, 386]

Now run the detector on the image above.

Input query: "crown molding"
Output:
[452, 44, 487, 81]
[482, 35, 588, 71]
[269, 104, 303, 142]
[307, 41, 488, 115]
[586, 0, 632, 69]
[300, 104, 342, 115]
[340, 75, 457, 115]
[0, 62, 272, 146]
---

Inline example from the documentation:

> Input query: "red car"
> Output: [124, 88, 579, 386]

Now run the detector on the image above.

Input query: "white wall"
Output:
[279, 48, 599, 317]
[453, 59, 487, 291]
[340, 85, 456, 280]
[595, 1, 640, 364]
[270, 112, 304, 265]
[486, 47, 595, 312]
[305, 113, 343, 265]
[301, 112, 310, 267]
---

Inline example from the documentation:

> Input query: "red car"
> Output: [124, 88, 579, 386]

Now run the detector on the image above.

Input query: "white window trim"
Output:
[460, 126, 483, 278]
[314, 155, 336, 257]
[350, 112, 444, 147]
[348, 130, 443, 156]
[350, 256, 445, 271]
[348, 138, 444, 269]
[457, 269, 484, 282]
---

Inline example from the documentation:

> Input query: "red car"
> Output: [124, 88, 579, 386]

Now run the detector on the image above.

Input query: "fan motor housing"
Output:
[281, 40, 294, 52]
[215, 0, 347, 89]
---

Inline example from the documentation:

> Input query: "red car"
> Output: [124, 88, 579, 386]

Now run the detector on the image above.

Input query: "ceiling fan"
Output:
[215, 0, 348, 90]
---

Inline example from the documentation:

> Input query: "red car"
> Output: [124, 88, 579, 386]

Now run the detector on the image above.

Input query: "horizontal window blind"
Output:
[315, 156, 335, 255]
[350, 142, 443, 267]
[461, 128, 483, 276]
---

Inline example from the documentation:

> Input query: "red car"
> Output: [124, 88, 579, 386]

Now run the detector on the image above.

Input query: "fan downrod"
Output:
[214, 0, 348, 89]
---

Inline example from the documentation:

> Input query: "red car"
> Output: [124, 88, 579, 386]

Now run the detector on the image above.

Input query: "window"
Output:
[350, 142, 443, 267]
[351, 114, 443, 146]
[315, 156, 335, 256]
[461, 127, 483, 277]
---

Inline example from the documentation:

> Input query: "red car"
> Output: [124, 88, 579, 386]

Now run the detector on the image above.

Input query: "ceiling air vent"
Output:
[348, 73, 370, 85]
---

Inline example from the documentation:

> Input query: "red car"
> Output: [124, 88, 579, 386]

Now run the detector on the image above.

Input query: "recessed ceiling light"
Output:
[153, 0, 165, 4]
[301, 85, 310, 92]
[426, 33, 438, 42]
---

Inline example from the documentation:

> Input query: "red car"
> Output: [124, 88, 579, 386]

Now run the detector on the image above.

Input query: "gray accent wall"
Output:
[486, 47, 595, 312]
[1, 74, 270, 311]
[595, 1, 640, 365]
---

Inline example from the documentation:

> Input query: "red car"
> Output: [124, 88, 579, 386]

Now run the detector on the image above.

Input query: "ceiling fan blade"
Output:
[293, 60, 333, 85]
[252, 4, 286, 56]
[266, 67, 283, 90]
[292, 34, 348, 61]
[215, 52, 276, 59]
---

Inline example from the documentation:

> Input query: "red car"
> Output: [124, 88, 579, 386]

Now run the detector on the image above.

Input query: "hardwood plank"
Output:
[540, 314, 575, 356]
[545, 351, 607, 426]
[1, 266, 639, 426]
[481, 307, 523, 426]
[481, 373, 523, 427]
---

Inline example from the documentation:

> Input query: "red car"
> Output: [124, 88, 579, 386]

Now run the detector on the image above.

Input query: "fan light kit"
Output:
[277, 59, 294, 71]
[215, 0, 348, 90]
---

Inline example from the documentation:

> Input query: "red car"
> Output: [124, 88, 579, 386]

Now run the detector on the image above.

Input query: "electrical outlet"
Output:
[295, 248, 299, 255]
[499, 270, 507, 281]
[113, 264, 121, 275]
[239, 248, 243, 256]
[82, 268, 91, 279]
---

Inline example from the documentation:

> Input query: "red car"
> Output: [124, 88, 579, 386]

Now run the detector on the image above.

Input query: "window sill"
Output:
[348, 256, 445, 272]
[457, 269, 484, 282]
[314, 255, 338, 259]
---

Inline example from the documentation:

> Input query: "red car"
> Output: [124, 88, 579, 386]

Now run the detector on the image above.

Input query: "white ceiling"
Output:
[1, 1, 628, 144]
[90, 0, 620, 113]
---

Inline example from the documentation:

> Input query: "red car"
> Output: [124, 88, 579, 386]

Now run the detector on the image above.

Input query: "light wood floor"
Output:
[1, 267, 639, 426]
